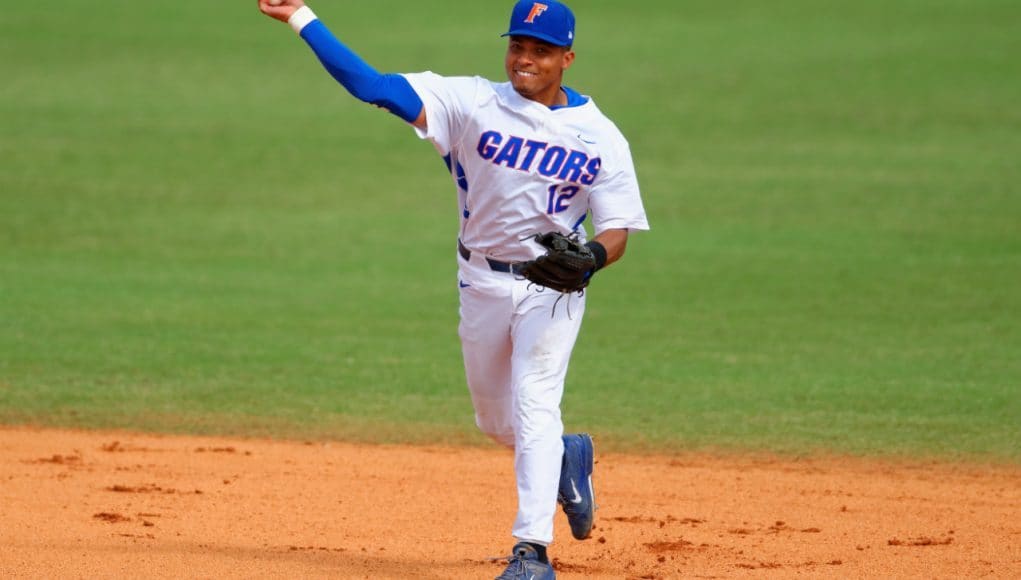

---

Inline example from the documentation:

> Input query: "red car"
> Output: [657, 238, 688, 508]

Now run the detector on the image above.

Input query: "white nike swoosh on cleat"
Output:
[569, 479, 583, 504]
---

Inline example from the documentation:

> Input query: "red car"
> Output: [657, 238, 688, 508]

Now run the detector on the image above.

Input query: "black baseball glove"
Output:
[519, 232, 598, 293]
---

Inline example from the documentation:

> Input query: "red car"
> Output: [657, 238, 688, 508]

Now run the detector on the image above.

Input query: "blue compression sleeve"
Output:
[299, 20, 423, 123]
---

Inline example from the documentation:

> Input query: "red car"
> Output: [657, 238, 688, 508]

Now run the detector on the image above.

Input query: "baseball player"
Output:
[258, 1, 649, 578]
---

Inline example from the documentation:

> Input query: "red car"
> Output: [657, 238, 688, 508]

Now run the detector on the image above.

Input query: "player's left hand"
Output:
[258, 0, 305, 23]
[520, 232, 597, 293]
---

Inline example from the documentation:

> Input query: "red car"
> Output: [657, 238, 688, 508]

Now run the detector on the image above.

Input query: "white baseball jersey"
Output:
[402, 72, 649, 261]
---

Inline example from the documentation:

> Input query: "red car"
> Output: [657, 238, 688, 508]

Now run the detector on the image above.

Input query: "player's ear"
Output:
[561, 48, 575, 70]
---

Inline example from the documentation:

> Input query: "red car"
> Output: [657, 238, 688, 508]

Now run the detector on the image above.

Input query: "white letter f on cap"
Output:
[524, 2, 549, 23]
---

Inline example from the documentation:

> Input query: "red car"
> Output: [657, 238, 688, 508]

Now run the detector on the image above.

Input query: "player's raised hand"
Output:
[258, 0, 305, 23]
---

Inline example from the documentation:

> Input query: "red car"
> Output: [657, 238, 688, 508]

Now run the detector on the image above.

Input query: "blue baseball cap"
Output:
[502, 1, 576, 47]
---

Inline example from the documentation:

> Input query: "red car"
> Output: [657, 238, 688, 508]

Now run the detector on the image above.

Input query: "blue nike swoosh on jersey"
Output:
[577, 134, 597, 144]
[459, 281, 471, 288]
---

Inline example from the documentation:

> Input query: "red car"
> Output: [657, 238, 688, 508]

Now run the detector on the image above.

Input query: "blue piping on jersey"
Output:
[442, 153, 470, 192]
[571, 213, 588, 232]
[300, 20, 423, 123]
[550, 86, 589, 110]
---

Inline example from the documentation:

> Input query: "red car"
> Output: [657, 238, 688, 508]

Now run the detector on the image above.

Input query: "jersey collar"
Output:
[550, 86, 589, 110]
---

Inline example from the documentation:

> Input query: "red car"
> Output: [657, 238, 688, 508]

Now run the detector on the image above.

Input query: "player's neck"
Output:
[521, 85, 568, 109]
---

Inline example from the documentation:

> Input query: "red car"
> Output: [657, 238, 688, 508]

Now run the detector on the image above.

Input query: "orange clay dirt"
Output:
[1, 426, 1019, 579]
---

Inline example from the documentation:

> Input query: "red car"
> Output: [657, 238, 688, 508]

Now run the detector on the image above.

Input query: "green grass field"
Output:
[2, 0, 1019, 460]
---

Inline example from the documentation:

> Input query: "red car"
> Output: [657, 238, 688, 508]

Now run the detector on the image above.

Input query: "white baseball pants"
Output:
[457, 249, 586, 546]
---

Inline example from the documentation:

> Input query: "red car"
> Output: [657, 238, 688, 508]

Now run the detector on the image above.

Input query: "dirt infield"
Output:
[1, 427, 1018, 579]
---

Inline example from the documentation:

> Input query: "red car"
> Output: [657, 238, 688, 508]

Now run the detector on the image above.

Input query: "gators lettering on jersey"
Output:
[476, 131, 601, 185]
[403, 72, 648, 262]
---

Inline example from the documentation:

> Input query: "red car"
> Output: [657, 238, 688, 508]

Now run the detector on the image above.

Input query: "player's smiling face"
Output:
[505, 36, 575, 106]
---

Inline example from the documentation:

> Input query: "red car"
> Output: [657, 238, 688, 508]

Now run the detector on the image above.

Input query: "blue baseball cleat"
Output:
[558, 433, 596, 540]
[495, 543, 556, 580]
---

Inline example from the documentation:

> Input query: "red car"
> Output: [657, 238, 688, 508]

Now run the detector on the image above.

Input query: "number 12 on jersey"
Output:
[546, 184, 580, 215]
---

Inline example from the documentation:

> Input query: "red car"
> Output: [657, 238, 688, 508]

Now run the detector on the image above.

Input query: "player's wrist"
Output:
[288, 5, 317, 34]
[584, 241, 608, 272]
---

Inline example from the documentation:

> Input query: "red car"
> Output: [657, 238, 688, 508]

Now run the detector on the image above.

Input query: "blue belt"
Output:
[458, 240, 524, 275]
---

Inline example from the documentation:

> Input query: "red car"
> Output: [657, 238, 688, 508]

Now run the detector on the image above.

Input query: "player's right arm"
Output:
[258, 0, 427, 129]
